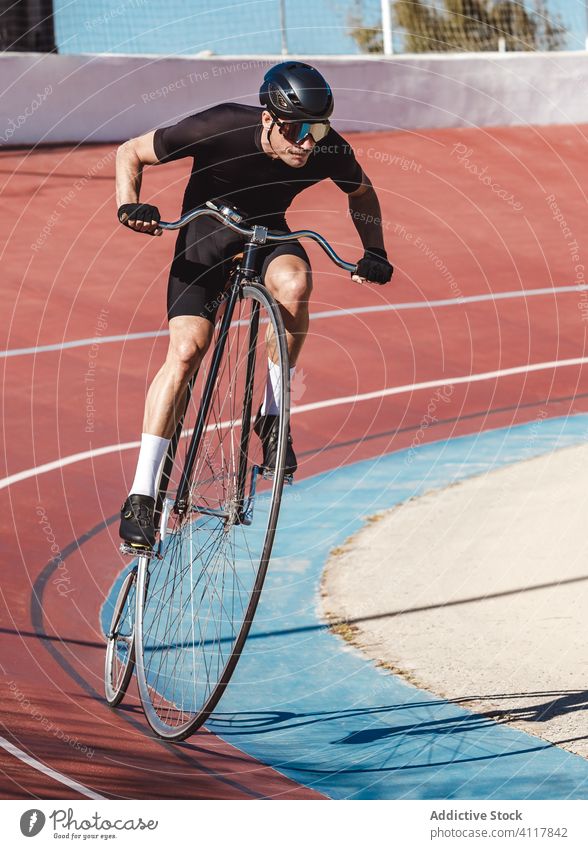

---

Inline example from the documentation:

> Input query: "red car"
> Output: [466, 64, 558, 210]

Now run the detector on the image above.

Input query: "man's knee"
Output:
[168, 319, 213, 374]
[171, 337, 205, 370]
[266, 261, 312, 306]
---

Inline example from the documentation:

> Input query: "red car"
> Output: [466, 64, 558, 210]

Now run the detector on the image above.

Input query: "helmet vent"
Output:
[273, 88, 292, 112]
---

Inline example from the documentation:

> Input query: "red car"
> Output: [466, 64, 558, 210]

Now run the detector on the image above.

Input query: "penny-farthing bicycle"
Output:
[105, 202, 356, 740]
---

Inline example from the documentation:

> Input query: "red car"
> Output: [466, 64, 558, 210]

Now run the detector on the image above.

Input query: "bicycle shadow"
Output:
[188, 705, 549, 775]
[457, 689, 588, 727]
[193, 689, 588, 772]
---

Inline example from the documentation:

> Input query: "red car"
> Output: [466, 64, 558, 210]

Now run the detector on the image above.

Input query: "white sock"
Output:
[129, 433, 171, 499]
[261, 359, 295, 416]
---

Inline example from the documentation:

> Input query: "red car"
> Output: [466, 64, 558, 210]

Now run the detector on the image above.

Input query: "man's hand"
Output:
[352, 247, 393, 285]
[118, 203, 162, 236]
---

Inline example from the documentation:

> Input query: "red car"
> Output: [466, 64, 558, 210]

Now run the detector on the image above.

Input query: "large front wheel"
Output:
[135, 283, 290, 740]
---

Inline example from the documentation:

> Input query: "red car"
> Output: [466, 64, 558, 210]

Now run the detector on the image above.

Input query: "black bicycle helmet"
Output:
[259, 61, 334, 120]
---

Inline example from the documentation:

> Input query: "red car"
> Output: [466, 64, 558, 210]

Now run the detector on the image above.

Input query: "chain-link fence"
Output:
[379, 0, 582, 54]
[1, 1, 586, 55]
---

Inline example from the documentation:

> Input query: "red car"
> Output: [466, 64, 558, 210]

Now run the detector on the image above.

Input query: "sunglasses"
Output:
[275, 117, 330, 145]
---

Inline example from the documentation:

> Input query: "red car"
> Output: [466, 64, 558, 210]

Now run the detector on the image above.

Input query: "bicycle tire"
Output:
[135, 282, 290, 740]
[104, 567, 137, 707]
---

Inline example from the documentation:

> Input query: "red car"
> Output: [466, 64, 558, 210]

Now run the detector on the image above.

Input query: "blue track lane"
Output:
[103, 414, 588, 799]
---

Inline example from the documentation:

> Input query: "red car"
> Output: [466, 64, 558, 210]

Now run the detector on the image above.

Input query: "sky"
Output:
[52, 0, 588, 55]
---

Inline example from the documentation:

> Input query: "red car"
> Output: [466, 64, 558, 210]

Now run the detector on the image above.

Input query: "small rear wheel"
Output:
[104, 567, 137, 707]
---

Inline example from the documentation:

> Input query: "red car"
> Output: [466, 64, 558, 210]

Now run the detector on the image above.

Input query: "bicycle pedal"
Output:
[261, 469, 294, 485]
[119, 542, 161, 560]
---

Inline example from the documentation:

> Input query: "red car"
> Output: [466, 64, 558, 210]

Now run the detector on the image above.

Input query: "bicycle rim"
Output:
[104, 568, 136, 707]
[135, 283, 289, 740]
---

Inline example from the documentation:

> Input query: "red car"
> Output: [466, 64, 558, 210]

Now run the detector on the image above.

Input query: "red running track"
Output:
[1, 123, 588, 798]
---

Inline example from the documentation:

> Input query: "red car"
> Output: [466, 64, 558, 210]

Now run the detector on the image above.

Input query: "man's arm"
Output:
[347, 173, 393, 284]
[347, 174, 385, 251]
[115, 130, 162, 235]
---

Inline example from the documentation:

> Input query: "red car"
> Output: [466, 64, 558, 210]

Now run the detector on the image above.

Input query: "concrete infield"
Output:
[321, 442, 588, 759]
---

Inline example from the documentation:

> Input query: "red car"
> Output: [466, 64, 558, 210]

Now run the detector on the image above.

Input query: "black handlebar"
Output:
[159, 202, 358, 274]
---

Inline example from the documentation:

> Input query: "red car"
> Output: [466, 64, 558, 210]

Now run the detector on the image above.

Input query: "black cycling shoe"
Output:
[119, 494, 156, 549]
[254, 410, 297, 477]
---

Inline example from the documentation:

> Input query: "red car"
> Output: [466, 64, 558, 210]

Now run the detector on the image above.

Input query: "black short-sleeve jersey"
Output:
[153, 103, 363, 235]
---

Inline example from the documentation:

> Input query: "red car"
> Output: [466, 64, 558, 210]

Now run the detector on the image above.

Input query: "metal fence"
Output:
[1, 1, 585, 55]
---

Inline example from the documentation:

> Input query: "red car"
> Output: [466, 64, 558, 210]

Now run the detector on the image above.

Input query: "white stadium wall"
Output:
[0, 51, 586, 146]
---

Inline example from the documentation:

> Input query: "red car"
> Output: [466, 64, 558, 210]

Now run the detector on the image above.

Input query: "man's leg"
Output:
[255, 253, 312, 476]
[142, 315, 214, 439]
[264, 253, 312, 366]
[120, 315, 213, 547]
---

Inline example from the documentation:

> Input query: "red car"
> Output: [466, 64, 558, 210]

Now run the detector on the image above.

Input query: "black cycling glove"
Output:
[355, 247, 393, 284]
[118, 203, 161, 234]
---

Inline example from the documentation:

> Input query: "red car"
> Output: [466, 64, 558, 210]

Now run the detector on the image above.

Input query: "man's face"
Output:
[261, 111, 315, 168]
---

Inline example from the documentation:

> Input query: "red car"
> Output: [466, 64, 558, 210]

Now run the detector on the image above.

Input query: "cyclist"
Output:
[117, 61, 393, 549]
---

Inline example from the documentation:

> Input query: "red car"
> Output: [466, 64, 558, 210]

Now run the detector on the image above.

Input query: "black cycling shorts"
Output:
[167, 224, 310, 322]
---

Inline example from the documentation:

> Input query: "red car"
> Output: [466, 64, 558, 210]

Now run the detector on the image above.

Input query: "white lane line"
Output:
[0, 441, 141, 490]
[2, 356, 587, 491]
[308, 283, 588, 321]
[1, 331, 169, 359]
[2, 284, 586, 359]
[0, 736, 106, 800]
[292, 357, 588, 413]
